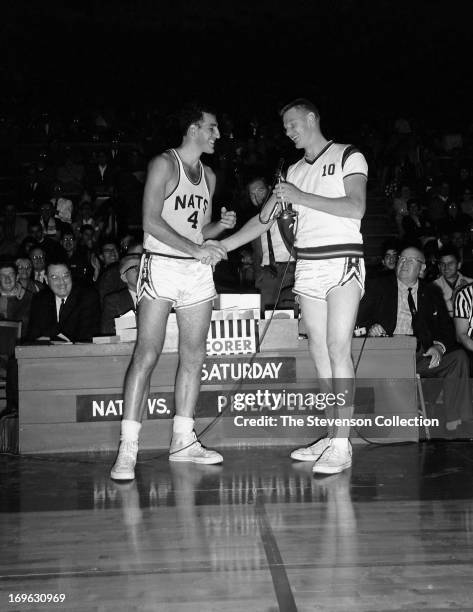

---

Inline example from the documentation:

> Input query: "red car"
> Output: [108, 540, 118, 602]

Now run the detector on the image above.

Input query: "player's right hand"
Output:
[199, 241, 227, 265]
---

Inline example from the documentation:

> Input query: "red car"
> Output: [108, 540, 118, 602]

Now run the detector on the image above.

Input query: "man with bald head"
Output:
[358, 246, 473, 434]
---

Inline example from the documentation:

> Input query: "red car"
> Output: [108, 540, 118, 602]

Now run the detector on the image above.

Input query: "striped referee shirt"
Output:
[453, 283, 473, 338]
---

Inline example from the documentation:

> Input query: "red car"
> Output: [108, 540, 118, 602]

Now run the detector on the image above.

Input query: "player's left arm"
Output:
[202, 166, 236, 239]
[274, 173, 367, 220]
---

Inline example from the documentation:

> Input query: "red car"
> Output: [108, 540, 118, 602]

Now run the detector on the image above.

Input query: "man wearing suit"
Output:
[27, 260, 100, 342]
[101, 254, 139, 335]
[85, 150, 117, 199]
[358, 245, 473, 433]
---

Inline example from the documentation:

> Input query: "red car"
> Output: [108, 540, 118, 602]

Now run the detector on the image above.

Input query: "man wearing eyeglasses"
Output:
[27, 259, 100, 342]
[358, 246, 473, 434]
[101, 255, 140, 335]
[29, 247, 48, 284]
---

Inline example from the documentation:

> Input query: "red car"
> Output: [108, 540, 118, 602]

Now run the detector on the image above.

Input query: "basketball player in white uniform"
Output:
[111, 104, 236, 480]
[219, 99, 367, 474]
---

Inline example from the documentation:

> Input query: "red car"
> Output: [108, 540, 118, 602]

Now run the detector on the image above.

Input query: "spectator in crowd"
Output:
[15, 257, 44, 294]
[402, 199, 433, 245]
[119, 233, 140, 256]
[98, 240, 120, 271]
[433, 246, 473, 316]
[29, 247, 48, 284]
[18, 236, 37, 258]
[50, 183, 73, 225]
[358, 245, 473, 434]
[60, 231, 95, 285]
[440, 201, 472, 235]
[76, 224, 101, 281]
[56, 149, 85, 196]
[27, 220, 65, 261]
[27, 259, 100, 342]
[0, 219, 19, 258]
[422, 238, 442, 283]
[459, 187, 473, 219]
[72, 201, 98, 237]
[20, 164, 47, 209]
[85, 150, 117, 200]
[101, 255, 139, 335]
[96, 199, 122, 241]
[246, 176, 295, 312]
[0, 261, 34, 336]
[367, 238, 400, 280]
[96, 240, 143, 304]
[2, 204, 28, 245]
[39, 201, 68, 241]
[34, 151, 56, 199]
[391, 183, 411, 236]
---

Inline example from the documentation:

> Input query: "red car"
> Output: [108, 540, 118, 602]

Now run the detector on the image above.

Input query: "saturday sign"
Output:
[200, 356, 296, 384]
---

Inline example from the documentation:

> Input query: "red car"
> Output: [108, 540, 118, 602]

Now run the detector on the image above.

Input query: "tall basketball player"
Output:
[219, 98, 368, 474]
[111, 103, 236, 480]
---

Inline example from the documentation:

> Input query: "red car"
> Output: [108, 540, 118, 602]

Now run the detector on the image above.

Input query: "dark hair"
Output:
[29, 245, 46, 256]
[438, 245, 460, 262]
[0, 259, 17, 274]
[47, 259, 71, 272]
[100, 240, 119, 251]
[177, 102, 216, 136]
[247, 175, 268, 189]
[279, 98, 320, 119]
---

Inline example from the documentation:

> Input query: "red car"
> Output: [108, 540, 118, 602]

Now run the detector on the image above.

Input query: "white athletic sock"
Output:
[120, 419, 142, 443]
[173, 415, 194, 437]
[331, 437, 350, 452]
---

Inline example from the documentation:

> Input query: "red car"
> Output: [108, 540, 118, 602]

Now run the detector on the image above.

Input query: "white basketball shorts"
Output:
[294, 257, 365, 301]
[137, 253, 216, 309]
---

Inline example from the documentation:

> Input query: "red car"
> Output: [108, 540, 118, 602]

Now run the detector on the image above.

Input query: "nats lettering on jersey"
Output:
[143, 148, 211, 256]
[174, 193, 209, 215]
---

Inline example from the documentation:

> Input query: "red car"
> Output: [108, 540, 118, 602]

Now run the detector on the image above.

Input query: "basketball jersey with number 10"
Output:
[143, 148, 211, 257]
[287, 142, 368, 253]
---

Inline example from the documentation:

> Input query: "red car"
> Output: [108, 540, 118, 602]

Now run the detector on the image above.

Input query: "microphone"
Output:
[275, 158, 287, 210]
[275, 157, 285, 181]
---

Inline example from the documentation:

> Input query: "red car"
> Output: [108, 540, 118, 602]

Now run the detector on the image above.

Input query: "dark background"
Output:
[1, 1, 471, 132]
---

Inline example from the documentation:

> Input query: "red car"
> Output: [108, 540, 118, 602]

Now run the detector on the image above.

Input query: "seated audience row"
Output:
[359, 244, 473, 435]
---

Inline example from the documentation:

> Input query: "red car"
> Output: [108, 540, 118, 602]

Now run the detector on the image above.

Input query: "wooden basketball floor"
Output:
[2, 442, 473, 611]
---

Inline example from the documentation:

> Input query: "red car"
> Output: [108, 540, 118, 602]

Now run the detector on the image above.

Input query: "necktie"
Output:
[266, 230, 277, 277]
[407, 287, 419, 342]
[58, 298, 65, 321]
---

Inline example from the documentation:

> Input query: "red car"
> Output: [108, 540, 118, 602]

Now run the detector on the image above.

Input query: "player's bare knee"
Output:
[327, 339, 351, 365]
[179, 342, 206, 368]
[131, 344, 160, 372]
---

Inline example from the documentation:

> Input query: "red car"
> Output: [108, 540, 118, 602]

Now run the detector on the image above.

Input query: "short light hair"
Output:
[279, 98, 320, 120]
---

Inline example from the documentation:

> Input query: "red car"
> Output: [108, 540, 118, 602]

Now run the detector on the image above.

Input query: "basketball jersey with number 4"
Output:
[143, 148, 211, 257]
